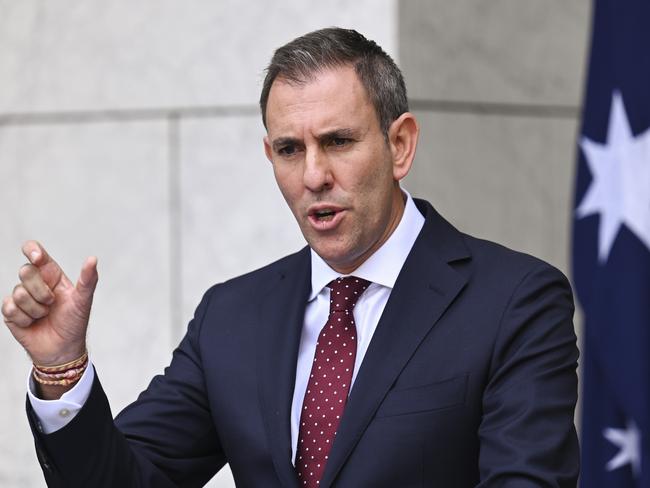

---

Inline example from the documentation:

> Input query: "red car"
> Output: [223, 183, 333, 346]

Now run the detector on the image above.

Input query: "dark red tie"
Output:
[295, 276, 370, 487]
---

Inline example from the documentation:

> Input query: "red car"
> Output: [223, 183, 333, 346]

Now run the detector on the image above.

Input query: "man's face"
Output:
[264, 65, 407, 274]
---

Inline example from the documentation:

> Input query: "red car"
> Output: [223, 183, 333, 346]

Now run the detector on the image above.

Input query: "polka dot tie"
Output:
[295, 276, 370, 487]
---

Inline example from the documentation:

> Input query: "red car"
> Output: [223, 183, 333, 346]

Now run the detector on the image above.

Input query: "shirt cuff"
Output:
[27, 362, 95, 434]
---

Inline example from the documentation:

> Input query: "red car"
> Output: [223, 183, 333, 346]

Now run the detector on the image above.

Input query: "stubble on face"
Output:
[264, 66, 405, 274]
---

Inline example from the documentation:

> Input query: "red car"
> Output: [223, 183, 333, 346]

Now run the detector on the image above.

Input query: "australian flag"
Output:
[573, 0, 650, 486]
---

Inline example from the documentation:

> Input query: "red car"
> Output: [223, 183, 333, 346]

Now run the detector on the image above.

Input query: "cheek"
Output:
[355, 160, 397, 221]
[273, 165, 298, 201]
[352, 155, 394, 200]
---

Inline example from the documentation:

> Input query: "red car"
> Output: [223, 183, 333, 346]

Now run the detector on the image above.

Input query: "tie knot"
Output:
[328, 276, 370, 312]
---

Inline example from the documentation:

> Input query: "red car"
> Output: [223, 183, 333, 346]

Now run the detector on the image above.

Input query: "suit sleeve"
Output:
[477, 263, 580, 487]
[26, 285, 226, 488]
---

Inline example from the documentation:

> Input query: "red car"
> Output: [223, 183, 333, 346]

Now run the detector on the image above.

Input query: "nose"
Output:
[303, 146, 333, 192]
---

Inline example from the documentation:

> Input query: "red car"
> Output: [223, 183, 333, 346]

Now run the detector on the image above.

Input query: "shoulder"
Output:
[415, 197, 569, 290]
[463, 233, 568, 285]
[455, 234, 574, 324]
[198, 246, 310, 306]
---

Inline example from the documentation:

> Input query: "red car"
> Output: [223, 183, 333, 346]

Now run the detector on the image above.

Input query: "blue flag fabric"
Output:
[573, 0, 650, 486]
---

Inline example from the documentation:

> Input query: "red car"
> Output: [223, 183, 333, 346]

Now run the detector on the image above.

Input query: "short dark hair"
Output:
[260, 27, 409, 136]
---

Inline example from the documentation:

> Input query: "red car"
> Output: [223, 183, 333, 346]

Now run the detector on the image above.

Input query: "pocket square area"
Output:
[376, 374, 468, 418]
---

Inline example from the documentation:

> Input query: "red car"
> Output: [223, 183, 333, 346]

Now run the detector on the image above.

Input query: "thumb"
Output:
[76, 256, 99, 300]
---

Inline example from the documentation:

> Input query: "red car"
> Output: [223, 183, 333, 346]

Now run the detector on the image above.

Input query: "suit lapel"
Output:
[256, 248, 311, 488]
[319, 201, 471, 487]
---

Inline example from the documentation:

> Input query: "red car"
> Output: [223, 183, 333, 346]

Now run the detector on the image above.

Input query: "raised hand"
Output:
[2, 241, 98, 369]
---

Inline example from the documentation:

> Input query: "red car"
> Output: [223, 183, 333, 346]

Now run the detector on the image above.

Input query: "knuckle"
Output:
[9, 316, 29, 328]
[3, 309, 14, 323]
[18, 263, 35, 281]
[1, 297, 15, 317]
[12, 285, 27, 302]
[33, 308, 49, 319]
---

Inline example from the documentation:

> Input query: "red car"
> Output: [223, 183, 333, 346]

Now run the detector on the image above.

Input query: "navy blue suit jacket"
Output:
[28, 199, 579, 487]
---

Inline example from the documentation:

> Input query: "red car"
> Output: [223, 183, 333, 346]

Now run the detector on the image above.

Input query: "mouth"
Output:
[307, 205, 346, 230]
[312, 209, 337, 221]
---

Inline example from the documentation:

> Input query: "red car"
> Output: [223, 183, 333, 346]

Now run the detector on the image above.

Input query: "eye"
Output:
[331, 138, 350, 147]
[278, 144, 297, 156]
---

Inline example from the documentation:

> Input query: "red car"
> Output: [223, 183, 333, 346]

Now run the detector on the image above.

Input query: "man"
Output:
[2, 28, 579, 487]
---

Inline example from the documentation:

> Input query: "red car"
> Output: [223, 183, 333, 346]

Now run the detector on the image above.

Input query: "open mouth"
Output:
[313, 209, 337, 221]
[307, 206, 345, 229]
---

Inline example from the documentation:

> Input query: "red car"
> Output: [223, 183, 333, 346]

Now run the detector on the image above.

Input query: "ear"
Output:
[263, 135, 273, 163]
[387, 112, 419, 181]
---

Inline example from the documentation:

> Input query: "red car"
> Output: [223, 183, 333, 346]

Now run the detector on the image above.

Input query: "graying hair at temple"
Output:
[259, 27, 409, 137]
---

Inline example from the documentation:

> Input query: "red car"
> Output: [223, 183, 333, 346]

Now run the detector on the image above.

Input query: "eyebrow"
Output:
[271, 137, 301, 152]
[271, 128, 360, 152]
[319, 128, 359, 141]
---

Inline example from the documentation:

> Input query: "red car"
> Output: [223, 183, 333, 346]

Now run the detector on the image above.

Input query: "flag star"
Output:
[576, 90, 650, 262]
[603, 420, 641, 477]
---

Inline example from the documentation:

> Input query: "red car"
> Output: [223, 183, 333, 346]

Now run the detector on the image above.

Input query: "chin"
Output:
[315, 248, 366, 274]
[311, 245, 348, 266]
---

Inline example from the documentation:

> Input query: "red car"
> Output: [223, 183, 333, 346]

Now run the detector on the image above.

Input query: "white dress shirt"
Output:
[27, 361, 95, 434]
[289, 192, 424, 462]
[28, 192, 425, 448]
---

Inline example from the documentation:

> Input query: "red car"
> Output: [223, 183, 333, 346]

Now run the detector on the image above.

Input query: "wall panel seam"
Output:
[0, 99, 580, 128]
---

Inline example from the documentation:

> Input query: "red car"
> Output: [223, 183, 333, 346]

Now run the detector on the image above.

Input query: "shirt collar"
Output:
[309, 190, 425, 300]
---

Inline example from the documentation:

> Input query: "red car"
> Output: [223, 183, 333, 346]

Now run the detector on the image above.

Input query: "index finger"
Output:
[21, 240, 53, 267]
[20, 241, 69, 292]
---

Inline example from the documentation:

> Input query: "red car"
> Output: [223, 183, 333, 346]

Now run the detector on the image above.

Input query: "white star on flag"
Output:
[576, 90, 650, 263]
[603, 420, 641, 477]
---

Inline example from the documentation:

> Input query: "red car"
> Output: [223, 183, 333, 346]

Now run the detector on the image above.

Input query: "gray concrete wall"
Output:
[0, 2, 590, 486]
[400, 0, 592, 275]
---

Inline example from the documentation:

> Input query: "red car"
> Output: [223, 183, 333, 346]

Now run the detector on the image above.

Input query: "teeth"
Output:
[315, 209, 336, 220]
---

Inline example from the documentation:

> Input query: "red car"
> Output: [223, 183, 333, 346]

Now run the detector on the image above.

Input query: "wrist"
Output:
[32, 350, 88, 399]
[34, 381, 78, 400]
[30, 344, 87, 368]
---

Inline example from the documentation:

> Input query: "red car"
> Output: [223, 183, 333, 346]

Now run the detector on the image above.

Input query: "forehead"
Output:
[265, 66, 377, 135]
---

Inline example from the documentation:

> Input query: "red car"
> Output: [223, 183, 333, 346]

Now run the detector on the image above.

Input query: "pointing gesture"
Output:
[2, 241, 98, 371]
